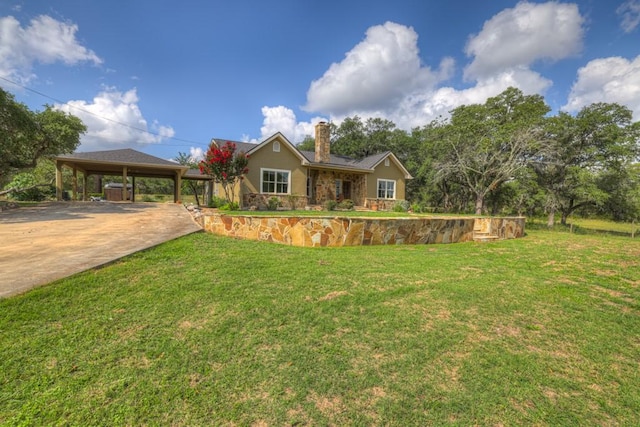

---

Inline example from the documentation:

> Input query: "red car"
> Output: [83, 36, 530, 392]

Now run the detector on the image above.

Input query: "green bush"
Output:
[208, 196, 227, 208]
[324, 200, 337, 211]
[4, 173, 52, 201]
[267, 197, 280, 211]
[393, 200, 411, 212]
[219, 201, 240, 211]
[337, 199, 355, 210]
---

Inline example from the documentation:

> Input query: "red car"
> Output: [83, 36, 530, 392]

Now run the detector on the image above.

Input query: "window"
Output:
[335, 179, 342, 198]
[261, 168, 290, 194]
[377, 179, 395, 199]
[273, 141, 280, 152]
[384, 158, 390, 166]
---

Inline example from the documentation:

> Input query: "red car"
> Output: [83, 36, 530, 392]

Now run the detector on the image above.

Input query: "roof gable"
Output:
[212, 133, 308, 164]
[366, 152, 413, 179]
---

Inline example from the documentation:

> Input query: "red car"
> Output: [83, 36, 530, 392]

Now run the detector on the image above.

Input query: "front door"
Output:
[343, 181, 352, 200]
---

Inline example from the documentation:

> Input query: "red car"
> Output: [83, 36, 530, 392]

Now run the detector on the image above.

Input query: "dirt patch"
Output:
[318, 290, 349, 301]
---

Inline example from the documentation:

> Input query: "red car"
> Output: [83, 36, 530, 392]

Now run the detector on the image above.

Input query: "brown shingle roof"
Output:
[58, 148, 182, 167]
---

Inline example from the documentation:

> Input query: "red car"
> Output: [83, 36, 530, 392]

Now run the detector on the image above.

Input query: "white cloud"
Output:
[464, 1, 584, 81]
[255, 105, 327, 144]
[0, 15, 101, 84]
[55, 87, 175, 151]
[382, 67, 553, 129]
[563, 56, 640, 118]
[300, 3, 585, 133]
[189, 147, 204, 162]
[617, 0, 640, 33]
[304, 21, 454, 115]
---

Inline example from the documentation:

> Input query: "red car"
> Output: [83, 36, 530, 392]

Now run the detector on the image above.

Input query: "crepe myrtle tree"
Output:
[198, 141, 249, 206]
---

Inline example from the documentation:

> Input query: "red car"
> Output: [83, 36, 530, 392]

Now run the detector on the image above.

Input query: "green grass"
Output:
[1, 230, 639, 425]
[568, 217, 639, 235]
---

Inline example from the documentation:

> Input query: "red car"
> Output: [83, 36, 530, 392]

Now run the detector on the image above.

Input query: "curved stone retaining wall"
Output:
[201, 213, 525, 247]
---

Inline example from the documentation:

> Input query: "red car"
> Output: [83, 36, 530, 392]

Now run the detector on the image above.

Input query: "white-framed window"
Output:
[261, 168, 290, 194]
[377, 179, 395, 199]
[335, 179, 342, 198]
[273, 141, 280, 152]
[384, 158, 390, 166]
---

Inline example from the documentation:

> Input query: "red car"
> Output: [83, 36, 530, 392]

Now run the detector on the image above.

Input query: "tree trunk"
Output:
[475, 194, 484, 215]
[560, 199, 573, 226]
[547, 208, 556, 228]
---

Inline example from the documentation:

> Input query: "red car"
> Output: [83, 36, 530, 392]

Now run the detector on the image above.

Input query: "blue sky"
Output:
[1, 0, 639, 161]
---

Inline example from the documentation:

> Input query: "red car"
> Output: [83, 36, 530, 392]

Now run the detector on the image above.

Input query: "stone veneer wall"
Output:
[313, 170, 366, 206]
[201, 212, 525, 247]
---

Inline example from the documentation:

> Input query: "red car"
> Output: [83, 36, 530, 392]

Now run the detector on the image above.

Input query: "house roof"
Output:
[210, 139, 256, 154]
[211, 134, 412, 178]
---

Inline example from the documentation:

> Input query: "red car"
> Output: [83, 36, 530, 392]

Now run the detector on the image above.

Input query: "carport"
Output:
[55, 148, 210, 203]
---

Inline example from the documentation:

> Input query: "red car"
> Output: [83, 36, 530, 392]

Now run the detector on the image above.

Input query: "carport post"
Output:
[82, 174, 88, 201]
[174, 172, 182, 203]
[72, 168, 78, 201]
[55, 160, 63, 201]
[122, 166, 128, 201]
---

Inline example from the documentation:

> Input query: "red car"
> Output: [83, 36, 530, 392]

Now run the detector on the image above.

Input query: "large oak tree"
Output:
[533, 103, 640, 226]
[435, 87, 550, 214]
[1, 88, 86, 188]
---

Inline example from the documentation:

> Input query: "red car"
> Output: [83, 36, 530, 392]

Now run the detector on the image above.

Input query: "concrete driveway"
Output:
[0, 202, 202, 298]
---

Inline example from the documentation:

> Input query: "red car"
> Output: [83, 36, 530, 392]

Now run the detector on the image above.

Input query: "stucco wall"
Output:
[367, 159, 407, 201]
[202, 213, 525, 247]
[240, 137, 307, 206]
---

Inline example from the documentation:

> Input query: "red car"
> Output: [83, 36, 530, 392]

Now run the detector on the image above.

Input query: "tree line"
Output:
[299, 87, 640, 225]
[3, 86, 640, 225]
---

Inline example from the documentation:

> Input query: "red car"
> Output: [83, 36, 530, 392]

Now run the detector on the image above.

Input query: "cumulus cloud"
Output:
[384, 67, 553, 129]
[464, 1, 584, 81]
[563, 56, 640, 118]
[304, 21, 454, 115]
[55, 87, 175, 151]
[0, 15, 101, 84]
[299, 2, 585, 132]
[617, 0, 640, 33]
[188, 147, 204, 162]
[254, 105, 327, 144]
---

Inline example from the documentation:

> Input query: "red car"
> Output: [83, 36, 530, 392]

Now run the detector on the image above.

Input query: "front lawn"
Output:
[1, 230, 638, 425]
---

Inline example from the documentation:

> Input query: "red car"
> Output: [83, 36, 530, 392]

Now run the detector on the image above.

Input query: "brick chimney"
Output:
[315, 121, 330, 163]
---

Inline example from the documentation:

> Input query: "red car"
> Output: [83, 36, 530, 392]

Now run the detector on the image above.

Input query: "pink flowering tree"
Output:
[198, 141, 249, 206]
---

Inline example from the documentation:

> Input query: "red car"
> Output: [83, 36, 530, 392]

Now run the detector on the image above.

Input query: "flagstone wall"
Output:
[201, 212, 525, 247]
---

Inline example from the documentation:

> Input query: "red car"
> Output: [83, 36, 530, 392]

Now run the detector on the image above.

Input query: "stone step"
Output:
[473, 232, 500, 242]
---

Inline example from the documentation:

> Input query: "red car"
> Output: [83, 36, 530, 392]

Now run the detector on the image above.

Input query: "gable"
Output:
[368, 153, 413, 179]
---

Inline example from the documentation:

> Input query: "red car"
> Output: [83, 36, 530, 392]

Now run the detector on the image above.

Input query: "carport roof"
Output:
[55, 148, 190, 177]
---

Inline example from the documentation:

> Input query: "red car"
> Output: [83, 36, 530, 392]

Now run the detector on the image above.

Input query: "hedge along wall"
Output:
[201, 213, 526, 247]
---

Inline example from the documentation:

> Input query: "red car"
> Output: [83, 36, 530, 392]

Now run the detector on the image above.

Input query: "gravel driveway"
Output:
[0, 202, 202, 298]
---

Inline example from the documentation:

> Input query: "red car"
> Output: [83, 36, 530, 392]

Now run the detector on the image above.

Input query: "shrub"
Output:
[208, 196, 227, 208]
[337, 199, 355, 210]
[219, 201, 240, 211]
[393, 200, 411, 212]
[324, 200, 337, 211]
[4, 173, 52, 201]
[267, 196, 280, 211]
